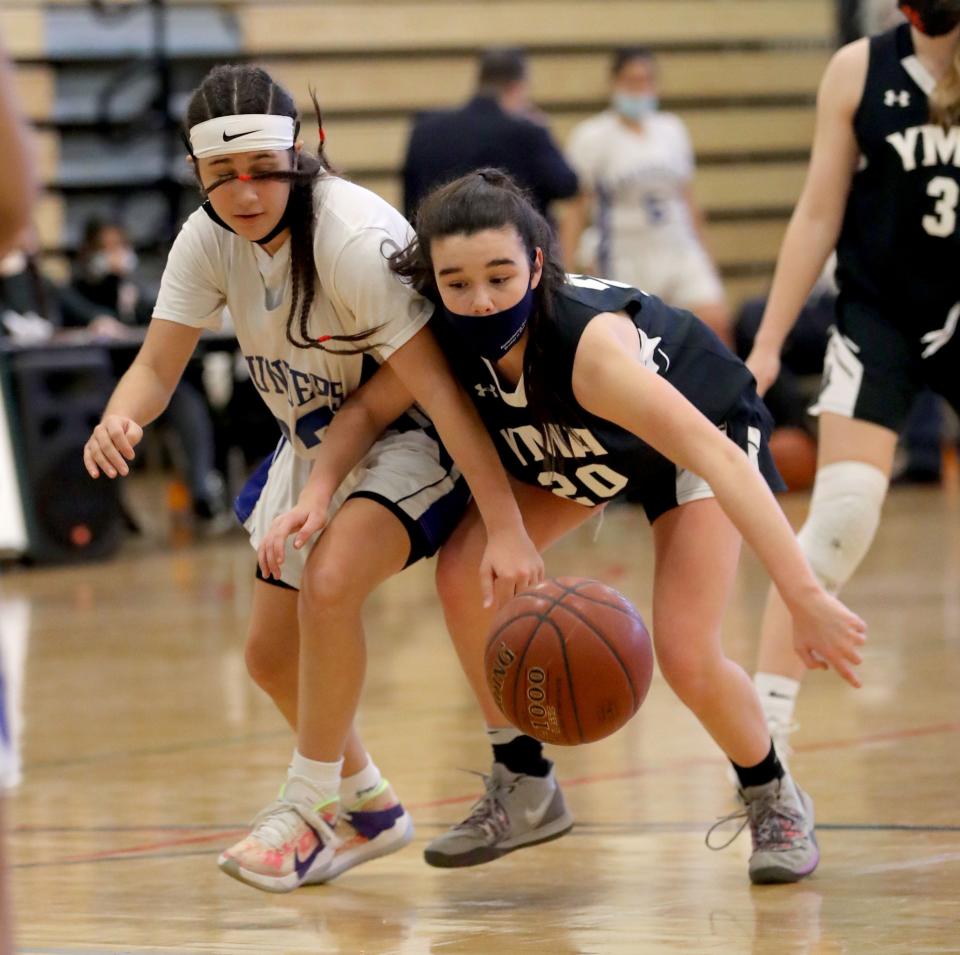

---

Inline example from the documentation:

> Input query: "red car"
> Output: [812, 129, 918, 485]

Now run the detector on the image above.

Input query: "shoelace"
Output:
[249, 800, 311, 850]
[705, 806, 751, 851]
[455, 770, 514, 841]
[705, 791, 804, 852]
[248, 793, 339, 850]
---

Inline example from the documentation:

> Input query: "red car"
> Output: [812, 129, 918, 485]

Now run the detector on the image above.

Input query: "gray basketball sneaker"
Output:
[424, 762, 574, 868]
[707, 774, 819, 884]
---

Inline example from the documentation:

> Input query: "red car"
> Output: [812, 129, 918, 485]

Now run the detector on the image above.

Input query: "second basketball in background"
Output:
[485, 577, 654, 745]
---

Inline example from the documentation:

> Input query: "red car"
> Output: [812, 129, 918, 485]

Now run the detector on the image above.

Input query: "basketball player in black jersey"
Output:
[744, 0, 960, 758]
[263, 169, 867, 884]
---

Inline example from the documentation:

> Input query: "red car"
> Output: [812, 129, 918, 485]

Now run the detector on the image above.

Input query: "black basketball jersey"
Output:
[433, 276, 754, 507]
[836, 24, 960, 322]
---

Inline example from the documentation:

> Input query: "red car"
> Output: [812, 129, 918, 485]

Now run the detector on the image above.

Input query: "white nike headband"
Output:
[188, 114, 296, 159]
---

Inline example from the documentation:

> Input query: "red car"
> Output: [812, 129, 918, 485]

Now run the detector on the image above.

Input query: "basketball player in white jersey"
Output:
[83, 64, 542, 893]
[0, 35, 38, 955]
[560, 47, 731, 342]
[745, 1, 960, 756]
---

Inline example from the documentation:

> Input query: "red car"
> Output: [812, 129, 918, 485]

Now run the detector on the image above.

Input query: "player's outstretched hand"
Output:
[790, 589, 867, 688]
[257, 494, 330, 582]
[479, 527, 545, 610]
[83, 414, 143, 479]
[745, 343, 781, 398]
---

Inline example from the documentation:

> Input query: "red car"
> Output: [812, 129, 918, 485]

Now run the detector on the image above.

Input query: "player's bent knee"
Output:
[654, 641, 716, 709]
[797, 460, 888, 593]
[299, 560, 359, 614]
[244, 627, 289, 690]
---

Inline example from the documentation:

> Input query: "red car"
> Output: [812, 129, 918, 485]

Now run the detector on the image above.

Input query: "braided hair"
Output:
[184, 65, 382, 354]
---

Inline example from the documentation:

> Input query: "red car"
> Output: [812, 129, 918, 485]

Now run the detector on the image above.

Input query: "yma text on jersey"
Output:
[887, 124, 960, 171]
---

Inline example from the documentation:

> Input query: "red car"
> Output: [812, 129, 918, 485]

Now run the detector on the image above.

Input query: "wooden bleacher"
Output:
[239, 1, 834, 53]
[2, 8, 45, 59]
[10, 64, 54, 122]
[9, 0, 835, 305]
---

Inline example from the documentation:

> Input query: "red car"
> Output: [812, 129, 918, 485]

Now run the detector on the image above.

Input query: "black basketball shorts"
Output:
[810, 294, 960, 434]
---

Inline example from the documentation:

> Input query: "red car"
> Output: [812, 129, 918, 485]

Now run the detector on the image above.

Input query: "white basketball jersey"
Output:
[155, 176, 432, 458]
[566, 111, 699, 275]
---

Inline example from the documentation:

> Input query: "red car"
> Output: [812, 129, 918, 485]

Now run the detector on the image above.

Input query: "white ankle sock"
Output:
[289, 750, 343, 800]
[486, 726, 524, 746]
[754, 673, 800, 727]
[340, 758, 382, 806]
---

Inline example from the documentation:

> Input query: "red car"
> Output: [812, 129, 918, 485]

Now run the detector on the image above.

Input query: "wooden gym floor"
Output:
[2, 482, 959, 954]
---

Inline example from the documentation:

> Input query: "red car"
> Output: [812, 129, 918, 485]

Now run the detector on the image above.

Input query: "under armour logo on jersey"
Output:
[475, 383, 498, 398]
[637, 330, 670, 374]
[884, 89, 911, 108]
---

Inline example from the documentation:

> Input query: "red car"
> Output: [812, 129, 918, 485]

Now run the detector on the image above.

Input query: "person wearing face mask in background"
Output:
[0, 218, 226, 524]
[72, 219, 155, 329]
[401, 47, 578, 225]
[561, 47, 732, 344]
[0, 226, 118, 341]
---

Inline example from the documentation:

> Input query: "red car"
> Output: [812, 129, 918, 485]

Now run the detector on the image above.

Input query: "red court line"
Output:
[54, 829, 247, 865]
[793, 721, 960, 752]
[31, 718, 960, 866]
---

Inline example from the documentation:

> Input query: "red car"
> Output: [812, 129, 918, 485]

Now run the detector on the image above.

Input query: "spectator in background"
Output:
[72, 219, 155, 327]
[0, 226, 121, 340]
[0, 224, 225, 523]
[561, 47, 732, 343]
[402, 47, 578, 223]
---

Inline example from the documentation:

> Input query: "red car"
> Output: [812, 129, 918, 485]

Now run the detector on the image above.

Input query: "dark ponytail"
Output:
[389, 168, 583, 455]
[185, 65, 381, 355]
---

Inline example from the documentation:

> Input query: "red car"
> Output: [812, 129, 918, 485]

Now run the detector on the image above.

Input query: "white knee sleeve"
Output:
[796, 461, 888, 593]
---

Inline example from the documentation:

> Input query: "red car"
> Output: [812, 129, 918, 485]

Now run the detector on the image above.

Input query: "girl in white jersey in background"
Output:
[560, 47, 731, 343]
[83, 64, 542, 894]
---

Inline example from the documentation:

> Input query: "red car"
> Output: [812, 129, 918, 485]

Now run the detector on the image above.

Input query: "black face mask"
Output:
[898, 0, 960, 36]
[442, 284, 535, 362]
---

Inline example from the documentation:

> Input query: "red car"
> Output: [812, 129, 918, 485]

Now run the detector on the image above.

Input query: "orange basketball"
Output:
[484, 577, 654, 745]
[769, 427, 818, 491]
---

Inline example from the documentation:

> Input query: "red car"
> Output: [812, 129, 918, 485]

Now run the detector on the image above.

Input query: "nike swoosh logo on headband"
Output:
[222, 129, 258, 142]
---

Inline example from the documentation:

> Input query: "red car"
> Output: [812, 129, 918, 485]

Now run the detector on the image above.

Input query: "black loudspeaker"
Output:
[6, 346, 123, 563]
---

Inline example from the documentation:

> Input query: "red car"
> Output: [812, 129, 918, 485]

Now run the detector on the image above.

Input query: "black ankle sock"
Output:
[492, 735, 551, 777]
[731, 741, 784, 790]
